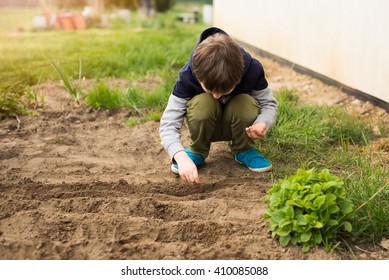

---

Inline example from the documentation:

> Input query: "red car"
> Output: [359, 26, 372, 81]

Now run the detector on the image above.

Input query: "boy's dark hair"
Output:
[192, 33, 244, 94]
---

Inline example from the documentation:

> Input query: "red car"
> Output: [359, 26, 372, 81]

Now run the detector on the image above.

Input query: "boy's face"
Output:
[200, 82, 235, 100]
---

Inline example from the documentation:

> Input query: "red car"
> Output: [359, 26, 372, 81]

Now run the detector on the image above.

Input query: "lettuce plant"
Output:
[264, 168, 354, 252]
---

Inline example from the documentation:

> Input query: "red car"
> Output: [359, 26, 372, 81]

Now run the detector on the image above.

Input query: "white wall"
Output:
[213, 0, 389, 103]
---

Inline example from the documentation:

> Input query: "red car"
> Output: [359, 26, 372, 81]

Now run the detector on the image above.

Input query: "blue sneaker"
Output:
[234, 147, 272, 172]
[171, 148, 205, 174]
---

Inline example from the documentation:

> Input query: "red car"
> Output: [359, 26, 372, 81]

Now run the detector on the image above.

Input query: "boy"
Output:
[159, 27, 278, 184]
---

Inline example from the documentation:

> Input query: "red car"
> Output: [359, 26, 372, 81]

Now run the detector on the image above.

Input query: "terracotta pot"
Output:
[72, 13, 87, 30]
[61, 15, 75, 30]
[55, 13, 75, 30]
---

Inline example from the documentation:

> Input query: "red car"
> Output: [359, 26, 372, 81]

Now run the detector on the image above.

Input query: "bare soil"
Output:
[0, 54, 388, 260]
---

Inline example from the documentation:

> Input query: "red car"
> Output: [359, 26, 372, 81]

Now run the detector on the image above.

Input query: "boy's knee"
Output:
[227, 94, 259, 122]
[187, 93, 220, 121]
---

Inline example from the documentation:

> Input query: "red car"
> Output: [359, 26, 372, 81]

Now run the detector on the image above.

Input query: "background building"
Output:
[213, 0, 389, 106]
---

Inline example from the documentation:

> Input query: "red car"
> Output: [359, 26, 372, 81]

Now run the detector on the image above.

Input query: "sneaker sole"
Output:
[171, 164, 179, 175]
[235, 159, 273, 173]
[248, 164, 272, 172]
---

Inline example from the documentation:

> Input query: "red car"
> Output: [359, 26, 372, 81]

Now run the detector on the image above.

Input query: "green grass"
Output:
[0, 4, 206, 118]
[0, 7, 41, 33]
[341, 151, 389, 243]
[52, 60, 83, 103]
[0, 28, 197, 85]
[0, 4, 388, 251]
[261, 90, 373, 172]
[86, 82, 127, 109]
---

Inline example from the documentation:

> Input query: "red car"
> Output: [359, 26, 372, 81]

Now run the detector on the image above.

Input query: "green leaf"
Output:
[322, 180, 339, 191]
[276, 225, 292, 236]
[325, 193, 337, 204]
[313, 231, 323, 244]
[269, 192, 282, 205]
[291, 235, 300, 245]
[313, 221, 324, 228]
[279, 220, 293, 228]
[295, 213, 307, 226]
[343, 221, 352, 232]
[284, 205, 294, 219]
[334, 186, 346, 197]
[304, 194, 317, 202]
[311, 183, 322, 194]
[300, 232, 312, 242]
[269, 221, 278, 231]
[264, 208, 273, 219]
[279, 235, 291, 247]
[281, 181, 294, 190]
[302, 243, 311, 253]
[327, 205, 340, 214]
[286, 199, 303, 207]
[292, 191, 303, 200]
[339, 201, 354, 214]
[313, 195, 326, 209]
[327, 219, 339, 227]
[304, 214, 318, 224]
[272, 209, 286, 223]
[304, 201, 314, 210]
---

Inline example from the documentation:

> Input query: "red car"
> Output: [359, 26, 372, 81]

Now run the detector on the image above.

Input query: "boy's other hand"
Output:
[246, 122, 267, 140]
[174, 151, 200, 184]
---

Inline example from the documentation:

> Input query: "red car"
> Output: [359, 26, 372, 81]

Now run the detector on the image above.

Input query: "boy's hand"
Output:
[246, 122, 267, 140]
[174, 151, 200, 184]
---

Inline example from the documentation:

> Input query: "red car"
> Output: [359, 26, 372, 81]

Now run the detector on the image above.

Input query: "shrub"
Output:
[264, 168, 355, 252]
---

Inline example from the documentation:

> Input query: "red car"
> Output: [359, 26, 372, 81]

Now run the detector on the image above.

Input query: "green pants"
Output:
[186, 93, 260, 158]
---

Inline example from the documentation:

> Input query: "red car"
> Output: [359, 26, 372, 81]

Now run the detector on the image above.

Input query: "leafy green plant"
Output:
[264, 168, 355, 252]
[0, 85, 43, 120]
[0, 90, 26, 119]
